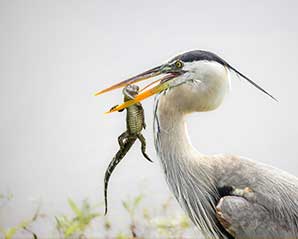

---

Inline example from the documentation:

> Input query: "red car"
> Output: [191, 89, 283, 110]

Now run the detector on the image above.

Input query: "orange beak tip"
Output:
[105, 107, 115, 114]
[104, 107, 118, 114]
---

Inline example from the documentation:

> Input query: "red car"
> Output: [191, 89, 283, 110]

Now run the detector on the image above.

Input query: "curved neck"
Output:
[153, 95, 202, 162]
[153, 95, 224, 238]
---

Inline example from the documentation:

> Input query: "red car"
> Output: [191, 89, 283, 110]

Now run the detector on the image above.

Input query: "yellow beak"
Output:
[94, 64, 180, 113]
[105, 80, 170, 113]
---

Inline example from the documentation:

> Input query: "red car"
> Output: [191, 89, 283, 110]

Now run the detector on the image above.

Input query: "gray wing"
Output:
[214, 155, 298, 238]
[216, 196, 296, 238]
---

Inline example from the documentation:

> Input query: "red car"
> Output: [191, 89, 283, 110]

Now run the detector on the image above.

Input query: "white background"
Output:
[0, 0, 298, 237]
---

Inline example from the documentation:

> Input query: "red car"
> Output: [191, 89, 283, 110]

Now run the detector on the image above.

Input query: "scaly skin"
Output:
[104, 84, 152, 215]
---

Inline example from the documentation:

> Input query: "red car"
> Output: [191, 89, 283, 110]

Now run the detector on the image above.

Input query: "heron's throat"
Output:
[153, 94, 200, 161]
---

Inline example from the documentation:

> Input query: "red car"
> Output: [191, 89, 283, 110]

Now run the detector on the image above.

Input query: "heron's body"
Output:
[97, 50, 298, 238]
[153, 58, 298, 238]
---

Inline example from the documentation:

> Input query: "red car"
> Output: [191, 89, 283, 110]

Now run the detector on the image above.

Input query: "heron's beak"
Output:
[106, 73, 179, 113]
[94, 65, 165, 96]
[94, 64, 180, 113]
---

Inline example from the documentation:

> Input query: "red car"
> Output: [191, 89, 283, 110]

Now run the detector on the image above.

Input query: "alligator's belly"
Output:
[126, 106, 144, 134]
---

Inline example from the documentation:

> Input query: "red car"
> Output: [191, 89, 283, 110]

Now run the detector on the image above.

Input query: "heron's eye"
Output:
[175, 60, 183, 68]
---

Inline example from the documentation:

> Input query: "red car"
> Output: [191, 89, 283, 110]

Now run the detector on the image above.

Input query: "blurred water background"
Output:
[0, 0, 298, 237]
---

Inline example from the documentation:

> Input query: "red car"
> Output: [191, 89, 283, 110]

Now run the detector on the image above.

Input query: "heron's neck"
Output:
[153, 95, 223, 238]
[153, 96, 202, 163]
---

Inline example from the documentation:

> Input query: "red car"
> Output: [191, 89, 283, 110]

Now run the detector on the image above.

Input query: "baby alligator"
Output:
[104, 84, 152, 215]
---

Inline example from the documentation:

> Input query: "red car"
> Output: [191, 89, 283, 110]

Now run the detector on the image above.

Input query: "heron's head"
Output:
[95, 50, 276, 114]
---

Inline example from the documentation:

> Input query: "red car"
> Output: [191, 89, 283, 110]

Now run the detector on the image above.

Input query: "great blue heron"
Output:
[95, 50, 298, 238]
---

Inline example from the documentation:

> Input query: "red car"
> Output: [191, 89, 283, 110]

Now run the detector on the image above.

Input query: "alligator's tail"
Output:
[104, 138, 136, 215]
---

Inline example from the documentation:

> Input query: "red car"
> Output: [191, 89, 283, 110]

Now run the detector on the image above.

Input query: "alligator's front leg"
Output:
[137, 133, 152, 162]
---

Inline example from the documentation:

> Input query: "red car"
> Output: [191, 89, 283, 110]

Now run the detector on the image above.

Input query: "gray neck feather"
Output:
[153, 94, 228, 239]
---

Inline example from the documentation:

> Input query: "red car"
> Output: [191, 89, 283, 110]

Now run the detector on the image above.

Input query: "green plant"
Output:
[55, 198, 100, 238]
[0, 202, 40, 239]
[119, 193, 194, 238]
[154, 197, 192, 238]
[1, 191, 196, 238]
[121, 194, 144, 238]
[122, 194, 143, 220]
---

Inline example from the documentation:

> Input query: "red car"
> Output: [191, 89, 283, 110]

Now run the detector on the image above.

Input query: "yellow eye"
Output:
[175, 60, 183, 68]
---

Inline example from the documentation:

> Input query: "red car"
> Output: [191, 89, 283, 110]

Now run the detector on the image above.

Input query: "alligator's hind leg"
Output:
[118, 131, 129, 149]
[137, 133, 152, 162]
